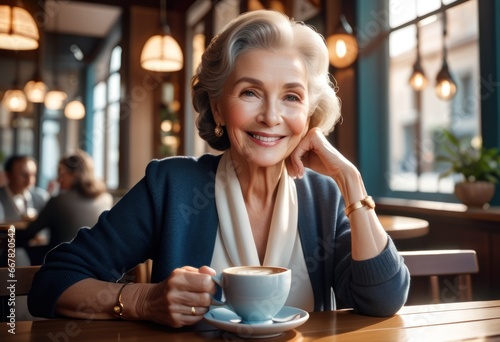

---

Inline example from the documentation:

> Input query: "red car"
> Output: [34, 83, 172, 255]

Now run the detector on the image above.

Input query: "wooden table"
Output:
[2, 300, 499, 341]
[379, 215, 429, 239]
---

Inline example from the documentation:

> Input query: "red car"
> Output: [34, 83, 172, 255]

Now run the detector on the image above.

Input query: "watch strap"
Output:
[345, 196, 375, 217]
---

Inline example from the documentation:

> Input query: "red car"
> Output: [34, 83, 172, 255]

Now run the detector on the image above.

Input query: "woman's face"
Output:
[212, 48, 310, 169]
[57, 165, 76, 191]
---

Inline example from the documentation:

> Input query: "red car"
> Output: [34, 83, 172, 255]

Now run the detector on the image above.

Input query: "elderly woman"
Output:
[29, 10, 409, 327]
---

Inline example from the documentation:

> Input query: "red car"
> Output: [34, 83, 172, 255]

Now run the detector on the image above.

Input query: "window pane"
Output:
[417, 0, 441, 16]
[390, 0, 416, 28]
[108, 72, 120, 103]
[388, 0, 479, 194]
[110, 45, 122, 73]
[389, 25, 415, 58]
[106, 103, 120, 189]
[93, 110, 105, 180]
[93, 81, 107, 110]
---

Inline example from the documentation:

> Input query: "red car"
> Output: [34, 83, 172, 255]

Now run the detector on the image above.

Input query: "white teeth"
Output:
[251, 134, 280, 142]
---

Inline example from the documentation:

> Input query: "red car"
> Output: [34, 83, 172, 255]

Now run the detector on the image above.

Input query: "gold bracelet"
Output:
[113, 282, 132, 318]
[345, 196, 376, 217]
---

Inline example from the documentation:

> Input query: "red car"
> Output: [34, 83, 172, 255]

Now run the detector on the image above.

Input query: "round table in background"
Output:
[379, 215, 429, 239]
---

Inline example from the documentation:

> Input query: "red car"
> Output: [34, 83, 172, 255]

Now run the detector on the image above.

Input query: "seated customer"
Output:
[0, 155, 49, 266]
[28, 10, 409, 327]
[16, 150, 113, 263]
[0, 155, 49, 222]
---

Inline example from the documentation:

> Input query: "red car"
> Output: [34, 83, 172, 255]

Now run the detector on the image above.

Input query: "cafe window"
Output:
[388, 0, 479, 195]
[355, 0, 490, 203]
[92, 45, 121, 190]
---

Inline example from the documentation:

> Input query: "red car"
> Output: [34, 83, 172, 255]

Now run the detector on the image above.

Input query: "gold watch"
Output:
[345, 196, 375, 217]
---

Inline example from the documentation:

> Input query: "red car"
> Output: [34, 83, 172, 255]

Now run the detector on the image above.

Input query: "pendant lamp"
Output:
[326, 14, 359, 69]
[2, 59, 27, 112]
[2, 89, 28, 112]
[409, 23, 428, 91]
[64, 99, 85, 120]
[44, 88, 67, 110]
[140, 0, 183, 72]
[44, 11, 67, 110]
[0, 4, 39, 50]
[435, 12, 457, 101]
[24, 48, 47, 103]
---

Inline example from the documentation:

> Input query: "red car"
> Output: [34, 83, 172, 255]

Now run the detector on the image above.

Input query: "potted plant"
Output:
[436, 129, 500, 208]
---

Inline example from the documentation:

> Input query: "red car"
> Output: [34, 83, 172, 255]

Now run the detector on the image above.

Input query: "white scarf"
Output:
[211, 152, 313, 310]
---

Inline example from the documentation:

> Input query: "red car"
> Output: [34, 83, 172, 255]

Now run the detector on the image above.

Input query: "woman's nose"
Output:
[259, 100, 283, 126]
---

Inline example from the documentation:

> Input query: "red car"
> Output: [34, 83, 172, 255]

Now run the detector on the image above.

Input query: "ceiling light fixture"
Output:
[64, 99, 85, 120]
[409, 22, 428, 91]
[140, 0, 183, 72]
[326, 14, 359, 69]
[2, 59, 27, 112]
[0, 4, 39, 50]
[435, 11, 457, 101]
[24, 48, 47, 103]
[44, 10, 67, 110]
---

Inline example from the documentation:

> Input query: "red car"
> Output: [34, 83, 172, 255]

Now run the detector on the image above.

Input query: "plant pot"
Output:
[454, 181, 495, 208]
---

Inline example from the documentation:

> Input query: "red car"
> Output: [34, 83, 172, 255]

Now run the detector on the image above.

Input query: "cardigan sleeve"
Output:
[296, 170, 409, 317]
[27, 169, 159, 318]
[331, 205, 410, 317]
[27, 155, 221, 319]
[341, 238, 410, 316]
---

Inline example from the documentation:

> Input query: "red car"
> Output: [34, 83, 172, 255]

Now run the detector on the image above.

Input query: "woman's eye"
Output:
[284, 94, 300, 102]
[241, 90, 256, 97]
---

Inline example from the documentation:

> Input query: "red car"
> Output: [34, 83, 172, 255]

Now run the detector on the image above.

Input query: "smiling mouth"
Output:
[249, 133, 283, 142]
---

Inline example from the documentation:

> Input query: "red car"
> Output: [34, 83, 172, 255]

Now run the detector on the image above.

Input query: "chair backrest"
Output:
[0, 266, 41, 297]
[400, 249, 479, 303]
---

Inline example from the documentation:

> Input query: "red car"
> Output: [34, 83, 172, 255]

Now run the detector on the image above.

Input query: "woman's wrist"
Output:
[330, 166, 366, 206]
[118, 282, 154, 320]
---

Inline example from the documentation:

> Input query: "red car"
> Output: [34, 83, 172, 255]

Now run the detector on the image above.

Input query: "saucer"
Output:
[203, 306, 309, 338]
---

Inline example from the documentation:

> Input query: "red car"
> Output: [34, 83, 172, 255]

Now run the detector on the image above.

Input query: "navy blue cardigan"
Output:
[28, 154, 409, 318]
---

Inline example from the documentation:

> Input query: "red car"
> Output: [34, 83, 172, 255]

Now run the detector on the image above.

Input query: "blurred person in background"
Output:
[0, 155, 49, 223]
[0, 155, 49, 266]
[16, 149, 113, 264]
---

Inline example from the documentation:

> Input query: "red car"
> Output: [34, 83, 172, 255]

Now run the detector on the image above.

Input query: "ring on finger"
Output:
[191, 306, 196, 316]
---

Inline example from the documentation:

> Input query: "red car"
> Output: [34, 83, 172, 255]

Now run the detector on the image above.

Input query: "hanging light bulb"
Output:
[435, 12, 457, 101]
[140, 0, 183, 72]
[0, 4, 39, 51]
[64, 100, 85, 120]
[44, 89, 67, 110]
[24, 79, 48, 103]
[409, 62, 428, 91]
[2, 59, 27, 112]
[435, 60, 457, 100]
[2, 89, 27, 112]
[24, 45, 47, 103]
[44, 11, 67, 110]
[409, 24, 428, 91]
[326, 14, 359, 69]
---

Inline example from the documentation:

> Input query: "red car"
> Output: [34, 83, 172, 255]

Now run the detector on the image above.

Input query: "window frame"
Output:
[356, 0, 500, 206]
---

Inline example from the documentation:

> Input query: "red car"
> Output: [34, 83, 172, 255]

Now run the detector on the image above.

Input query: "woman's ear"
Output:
[209, 99, 224, 125]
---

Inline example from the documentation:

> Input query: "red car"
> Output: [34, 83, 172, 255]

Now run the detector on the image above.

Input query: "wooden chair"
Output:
[0, 265, 40, 297]
[124, 259, 153, 283]
[400, 250, 479, 303]
[0, 266, 41, 321]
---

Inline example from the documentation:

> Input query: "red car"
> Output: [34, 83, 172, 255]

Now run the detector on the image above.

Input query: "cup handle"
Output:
[210, 274, 226, 306]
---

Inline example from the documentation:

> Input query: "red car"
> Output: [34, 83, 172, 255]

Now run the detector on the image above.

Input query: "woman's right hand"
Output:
[137, 265, 216, 327]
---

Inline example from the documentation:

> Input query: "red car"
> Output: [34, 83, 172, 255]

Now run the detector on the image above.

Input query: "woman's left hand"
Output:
[286, 127, 357, 183]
